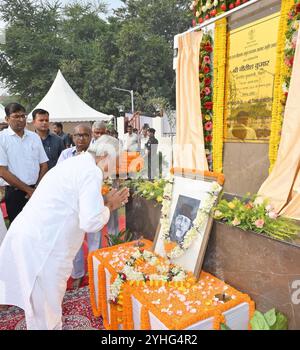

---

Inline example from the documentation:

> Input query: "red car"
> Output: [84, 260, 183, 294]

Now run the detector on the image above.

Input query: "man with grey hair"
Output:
[57, 124, 92, 162]
[0, 135, 129, 329]
[91, 121, 107, 143]
[90, 134, 122, 241]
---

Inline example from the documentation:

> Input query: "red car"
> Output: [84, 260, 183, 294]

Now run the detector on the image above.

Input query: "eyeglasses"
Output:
[74, 133, 90, 139]
[9, 113, 27, 120]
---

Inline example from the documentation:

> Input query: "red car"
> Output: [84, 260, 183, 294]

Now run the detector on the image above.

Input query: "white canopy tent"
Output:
[28, 70, 113, 122]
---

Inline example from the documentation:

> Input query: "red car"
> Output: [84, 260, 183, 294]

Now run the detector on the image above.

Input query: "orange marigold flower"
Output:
[164, 241, 178, 253]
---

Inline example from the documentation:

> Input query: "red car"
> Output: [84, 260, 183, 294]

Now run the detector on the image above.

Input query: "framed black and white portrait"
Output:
[169, 195, 201, 245]
[153, 171, 223, 279]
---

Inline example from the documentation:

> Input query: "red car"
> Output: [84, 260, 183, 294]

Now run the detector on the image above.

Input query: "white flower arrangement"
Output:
[161, 177, 222, 260]
[109, 247, 188, 303]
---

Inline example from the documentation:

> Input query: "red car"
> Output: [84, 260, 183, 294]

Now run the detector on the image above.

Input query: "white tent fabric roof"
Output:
[28, 70, 113, 122]
[0, 104, 5, 122]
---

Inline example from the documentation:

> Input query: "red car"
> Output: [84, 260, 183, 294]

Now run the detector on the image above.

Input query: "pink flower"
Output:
[265, 204, 273, 212]
[203, 56, 211, 64]
[205, 121, 213, 131]
[292, 35, 298, 49]
[203, 65, 210, 74]
[268, 211, 278, 219]
[254, 219, 265, 229]
[204, 87, 211, 95]
[205, 135, 212, 143]
[285, 56, 294, 67]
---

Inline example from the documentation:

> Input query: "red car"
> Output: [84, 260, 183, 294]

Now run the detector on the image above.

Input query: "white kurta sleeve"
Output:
[0, 211, 7, 246]
[0, 138, 8, 167]
[78, 170, 110, 233]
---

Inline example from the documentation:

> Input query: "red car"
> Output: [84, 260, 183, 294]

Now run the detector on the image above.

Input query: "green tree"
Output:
[58, 2, 119, 113]
[112, 0, 191, 110]
[0, 0, 192, 114]
[0, 0, 63, 108]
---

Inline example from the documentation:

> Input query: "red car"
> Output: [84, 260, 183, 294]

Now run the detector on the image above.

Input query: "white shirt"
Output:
[0, 153, 110, 328]
[0, 127, 49, 186]
[140, 135, 149, 150]
[123, 133, 139, 152]
[57, 146, 78, 163]
[0, 209, 7, 247]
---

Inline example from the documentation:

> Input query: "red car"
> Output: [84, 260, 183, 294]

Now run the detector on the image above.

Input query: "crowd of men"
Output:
[0, 102, 159, 291]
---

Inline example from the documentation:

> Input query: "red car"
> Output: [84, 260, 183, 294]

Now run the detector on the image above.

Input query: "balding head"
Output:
[73, 124, 92, 152]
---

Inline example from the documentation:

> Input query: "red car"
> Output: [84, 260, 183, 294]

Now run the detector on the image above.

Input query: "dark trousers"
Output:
[5, 187, 30, 223]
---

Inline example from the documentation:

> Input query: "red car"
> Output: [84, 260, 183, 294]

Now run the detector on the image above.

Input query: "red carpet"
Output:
[0, 215, 126, 329]
[0, 286, 104, 330]
[1, 202, 8, 219]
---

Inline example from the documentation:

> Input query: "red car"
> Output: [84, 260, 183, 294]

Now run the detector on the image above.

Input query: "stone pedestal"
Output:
[203, 222, 300, 330]
[126, 196, 300, 329]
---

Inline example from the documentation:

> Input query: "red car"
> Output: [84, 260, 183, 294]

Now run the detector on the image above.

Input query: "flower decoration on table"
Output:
[128, 177, 172, 204]
[190, 0, 249, 26]
[161, 178, 222, 260]
[109, 247, 195, 304]
[214, 194, 300, 241]
[200, 33, 214, 170]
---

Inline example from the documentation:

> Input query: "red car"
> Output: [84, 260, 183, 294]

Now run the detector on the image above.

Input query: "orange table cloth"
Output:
[88, 240, 255, 330]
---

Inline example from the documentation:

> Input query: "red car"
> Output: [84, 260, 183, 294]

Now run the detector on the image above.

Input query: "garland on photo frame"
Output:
[160, 176, 222, 260]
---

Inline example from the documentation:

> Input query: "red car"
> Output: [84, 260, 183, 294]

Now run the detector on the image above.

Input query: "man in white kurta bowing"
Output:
[0, 136, 129, 330]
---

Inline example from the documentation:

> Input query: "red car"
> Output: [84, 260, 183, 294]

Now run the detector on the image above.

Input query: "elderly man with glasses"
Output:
[0, 103, 48, 223]
[57, 124, 92, 162]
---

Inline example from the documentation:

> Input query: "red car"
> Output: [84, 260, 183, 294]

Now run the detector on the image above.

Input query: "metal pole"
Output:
[130, 90, 134, 114]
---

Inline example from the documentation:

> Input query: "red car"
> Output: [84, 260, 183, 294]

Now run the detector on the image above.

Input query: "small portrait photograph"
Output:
[169, 195, 201, 245]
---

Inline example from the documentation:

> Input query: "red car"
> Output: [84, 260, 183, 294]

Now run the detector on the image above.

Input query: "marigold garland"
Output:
[126, 270, 254, 330]
[98, 265, 110, 328]
[108, 246, 191, 303]
[89, 240, 255, 330]
[212, 18, 227, 173]
[87, 252, 101, 317]
[269, 0, 295, 172]
[141, 306, 151, 330]
[213, 312, 226, 330]
[170, 167, 225, 185]
[122, 284, 134, 330]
